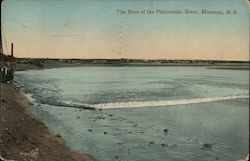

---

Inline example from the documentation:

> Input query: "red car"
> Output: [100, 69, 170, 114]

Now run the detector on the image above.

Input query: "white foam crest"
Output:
[23, 93, 36, 102]
[63, 100, 88, 107]
[91, 95, 249, 109]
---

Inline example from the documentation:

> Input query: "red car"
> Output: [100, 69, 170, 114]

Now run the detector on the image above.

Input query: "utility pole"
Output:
[0, 0, 4, 83]
[0, 0, 3, 146]
[0, 0, 3, 62]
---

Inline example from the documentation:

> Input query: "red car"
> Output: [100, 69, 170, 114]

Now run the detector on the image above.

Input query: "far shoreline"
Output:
[14, 61, 249, 72]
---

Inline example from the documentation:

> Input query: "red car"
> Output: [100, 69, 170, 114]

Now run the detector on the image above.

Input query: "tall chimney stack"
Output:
[11, 43, 13, 57]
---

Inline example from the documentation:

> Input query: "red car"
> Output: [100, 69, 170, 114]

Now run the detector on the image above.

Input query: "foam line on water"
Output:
[90, 95, 249, 109]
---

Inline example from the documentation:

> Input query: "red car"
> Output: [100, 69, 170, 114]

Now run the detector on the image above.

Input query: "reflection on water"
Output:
[15, 66, 249, 161]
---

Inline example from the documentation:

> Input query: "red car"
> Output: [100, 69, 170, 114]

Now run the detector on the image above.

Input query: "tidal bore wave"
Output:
[56, 95, 249, 110]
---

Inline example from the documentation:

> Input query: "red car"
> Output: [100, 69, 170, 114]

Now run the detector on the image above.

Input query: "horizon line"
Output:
[14, 57, 250, 62]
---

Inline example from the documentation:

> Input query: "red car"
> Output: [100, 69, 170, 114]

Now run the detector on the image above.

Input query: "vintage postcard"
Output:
[0, 0, 249, 161]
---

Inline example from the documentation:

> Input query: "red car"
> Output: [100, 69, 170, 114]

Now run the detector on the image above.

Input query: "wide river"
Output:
[15, 66, 249, 161]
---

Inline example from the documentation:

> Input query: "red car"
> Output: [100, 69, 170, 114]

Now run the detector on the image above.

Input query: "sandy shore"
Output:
[0, 83, 97, 161]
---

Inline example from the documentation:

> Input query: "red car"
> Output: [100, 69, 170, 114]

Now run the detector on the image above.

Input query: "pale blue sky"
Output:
[2, 0, 249, 60]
